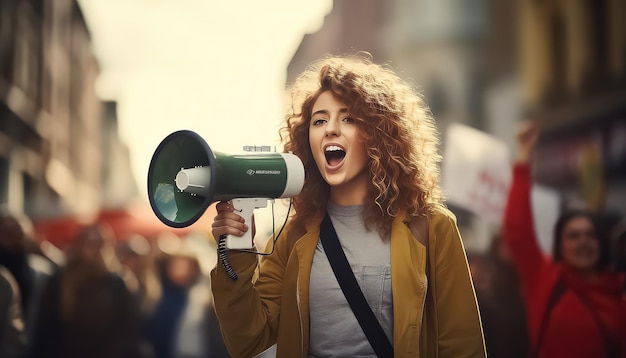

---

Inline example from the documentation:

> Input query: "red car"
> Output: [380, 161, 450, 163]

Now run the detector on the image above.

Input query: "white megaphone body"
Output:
[147, 130, 305, 250]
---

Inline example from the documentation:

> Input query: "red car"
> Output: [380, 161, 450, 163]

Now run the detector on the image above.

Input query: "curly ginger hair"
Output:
[281, 54, 444, 235]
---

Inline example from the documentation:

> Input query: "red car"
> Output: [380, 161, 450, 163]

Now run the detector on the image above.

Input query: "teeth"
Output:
[325, 145, 343, 152]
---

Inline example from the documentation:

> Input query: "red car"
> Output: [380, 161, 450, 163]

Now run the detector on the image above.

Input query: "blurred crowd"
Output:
[469, 218, 626, 358]
[467, 122, 626, 358]
[0, 211, 229, 358]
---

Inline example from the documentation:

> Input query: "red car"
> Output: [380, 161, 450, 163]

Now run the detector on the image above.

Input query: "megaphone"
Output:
[147, 130, 305, 250]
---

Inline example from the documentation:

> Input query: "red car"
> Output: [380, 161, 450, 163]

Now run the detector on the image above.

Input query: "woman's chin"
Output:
[567, 260, 598, 273]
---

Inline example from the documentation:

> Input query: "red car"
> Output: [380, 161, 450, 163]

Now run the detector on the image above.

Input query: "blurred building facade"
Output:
[0, 0, 138, 221]
[287, 0, 488, 132]
[102, 101, 139, 208]
[520, 0, 626, 215]
[287, 0, 388, 84]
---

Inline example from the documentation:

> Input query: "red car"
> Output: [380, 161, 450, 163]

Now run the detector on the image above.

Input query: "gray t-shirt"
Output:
[308, 204, 393, 358]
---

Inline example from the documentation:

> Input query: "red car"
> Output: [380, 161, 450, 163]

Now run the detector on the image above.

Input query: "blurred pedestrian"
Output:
[503, 120, 626, 358]
[116, 234, 162, 358]
[28, 224, 141, 358]
[147, 242, 228, 358]
[469, 235, 530, 358]
[0, 211, 55, 342]
[210, 54, 485, 357]
[0, 265, 26, 358]
[117, 234, 160, 316]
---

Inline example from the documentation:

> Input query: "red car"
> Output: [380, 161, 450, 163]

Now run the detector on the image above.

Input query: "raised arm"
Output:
[503, 121, 547, 291]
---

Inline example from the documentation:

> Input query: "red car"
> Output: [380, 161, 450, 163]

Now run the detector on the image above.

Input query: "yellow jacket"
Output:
[211, 206, 486, 358]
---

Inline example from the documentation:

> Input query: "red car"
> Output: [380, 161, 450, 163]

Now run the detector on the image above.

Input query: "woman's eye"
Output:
[312, 118, 326, 125]
[343, 117, 355, 123]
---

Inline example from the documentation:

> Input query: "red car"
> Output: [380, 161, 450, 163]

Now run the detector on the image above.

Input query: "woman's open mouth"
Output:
[325, 145, 346, 169]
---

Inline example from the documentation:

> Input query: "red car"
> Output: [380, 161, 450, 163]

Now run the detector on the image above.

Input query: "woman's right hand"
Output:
[211, 201, 249, 243]
[516, 120, 539, 164]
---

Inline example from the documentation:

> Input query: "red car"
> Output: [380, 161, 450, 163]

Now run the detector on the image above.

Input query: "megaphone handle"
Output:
[225, 198, 269, 250]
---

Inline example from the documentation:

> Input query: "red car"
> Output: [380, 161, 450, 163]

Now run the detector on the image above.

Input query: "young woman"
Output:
[503, 121, 626, 358]
[210, 54, 485, 357]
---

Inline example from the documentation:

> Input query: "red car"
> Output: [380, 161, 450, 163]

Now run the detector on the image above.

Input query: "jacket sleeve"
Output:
[430, 208, 486, 358]
[210, 229, 292, 358]
[502, 163, 547, 294]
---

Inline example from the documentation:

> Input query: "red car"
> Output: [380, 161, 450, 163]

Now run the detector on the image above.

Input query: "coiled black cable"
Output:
[218, 234, 238, 280]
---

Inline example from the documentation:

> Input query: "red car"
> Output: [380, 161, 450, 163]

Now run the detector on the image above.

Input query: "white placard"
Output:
[442, 122, 560, 254]
[442, 123, 512, 225]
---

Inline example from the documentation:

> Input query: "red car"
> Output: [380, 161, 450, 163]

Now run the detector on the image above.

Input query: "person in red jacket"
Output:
[503, 121, 626, 358]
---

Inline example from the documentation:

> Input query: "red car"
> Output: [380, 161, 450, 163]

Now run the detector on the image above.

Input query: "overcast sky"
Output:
[78, 0, 332, 197]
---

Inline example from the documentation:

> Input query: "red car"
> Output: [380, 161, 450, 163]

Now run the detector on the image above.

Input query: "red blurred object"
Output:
[33, 215, 84, 249]
[33, 200, 216, 249]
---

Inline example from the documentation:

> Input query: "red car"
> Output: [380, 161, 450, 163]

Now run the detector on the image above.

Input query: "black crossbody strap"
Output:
[319, 213, 394, 358]
[532, 276, 567, 358]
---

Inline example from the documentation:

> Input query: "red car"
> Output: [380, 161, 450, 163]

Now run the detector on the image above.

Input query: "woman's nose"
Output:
[325, 117, 340, 136]
[583, 232, 597, 244]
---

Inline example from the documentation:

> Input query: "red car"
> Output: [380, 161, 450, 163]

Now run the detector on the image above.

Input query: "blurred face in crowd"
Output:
[167, 256, 199, 287]
[560, 216, 600, 272]
[0, 216, 25, 253]
[120, 253, 141, 275]
[76, 227, 105, 263]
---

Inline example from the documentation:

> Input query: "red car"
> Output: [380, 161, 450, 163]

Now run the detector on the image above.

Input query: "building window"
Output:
[0, 0, 16, 84]
[23, 172, 36, 217]
[586, 0, 608, 90]
[546, 13, 567, 103]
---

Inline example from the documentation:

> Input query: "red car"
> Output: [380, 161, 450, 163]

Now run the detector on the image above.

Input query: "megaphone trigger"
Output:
[225, 198, 269, 250]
